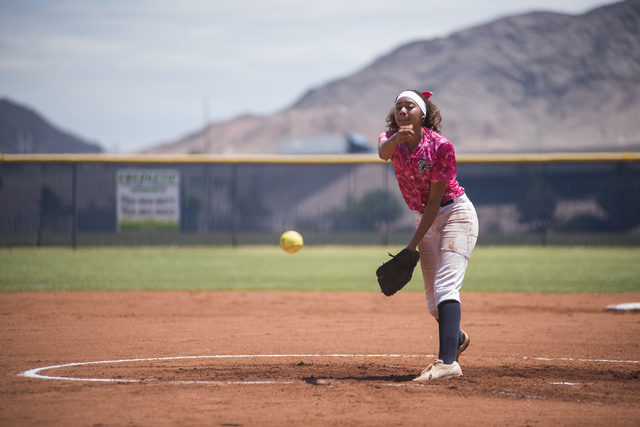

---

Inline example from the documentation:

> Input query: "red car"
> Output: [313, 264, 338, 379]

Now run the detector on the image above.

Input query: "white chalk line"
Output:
[18, 354, 640, 387]
[19, 354, 428, 386]
[524, 356, 639, 364]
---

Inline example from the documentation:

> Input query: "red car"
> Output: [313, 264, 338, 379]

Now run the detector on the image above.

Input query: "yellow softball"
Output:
[280, 230, 303, 254]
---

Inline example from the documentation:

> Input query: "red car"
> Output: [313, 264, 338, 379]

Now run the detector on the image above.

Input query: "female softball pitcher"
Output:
[378, 90, 479, 381]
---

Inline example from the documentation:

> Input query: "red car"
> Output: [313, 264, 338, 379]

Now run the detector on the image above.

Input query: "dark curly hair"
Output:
[385, 90, 443, 134]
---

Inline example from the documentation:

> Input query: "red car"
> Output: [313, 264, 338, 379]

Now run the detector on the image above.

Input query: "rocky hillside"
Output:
[147, 0, 640, 154]
[0, 98, 102, 154]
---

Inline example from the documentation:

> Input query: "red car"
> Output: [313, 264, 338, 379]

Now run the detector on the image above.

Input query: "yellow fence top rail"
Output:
[2, 152, 640, 164]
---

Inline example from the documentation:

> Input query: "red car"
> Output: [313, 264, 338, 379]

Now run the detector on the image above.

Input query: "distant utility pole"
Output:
[203, 96, 211, 154]
[18, 130, 33, 154]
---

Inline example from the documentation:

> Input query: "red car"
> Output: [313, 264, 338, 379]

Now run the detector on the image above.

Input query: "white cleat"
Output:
[412, 359, 462, 382]
[457, 329, 470, 362]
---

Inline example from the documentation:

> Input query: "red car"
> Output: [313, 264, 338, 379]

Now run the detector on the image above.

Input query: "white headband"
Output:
[395, 91, 427, 116]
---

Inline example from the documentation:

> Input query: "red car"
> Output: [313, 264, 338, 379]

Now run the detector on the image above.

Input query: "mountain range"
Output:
[0, 98, 102, 154]
[1, 0, 638, 155]
[145, 0, 640, 155]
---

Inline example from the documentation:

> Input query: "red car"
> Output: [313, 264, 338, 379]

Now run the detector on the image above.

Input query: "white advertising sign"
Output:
[116, 169, 180, 232]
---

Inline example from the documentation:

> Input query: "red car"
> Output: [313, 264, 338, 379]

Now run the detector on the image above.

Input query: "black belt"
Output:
[416, 199, 454, 214]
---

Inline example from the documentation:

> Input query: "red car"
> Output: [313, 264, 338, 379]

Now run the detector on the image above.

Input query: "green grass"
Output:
[464, 246, 640, 293]
[0, 246, 639, 293]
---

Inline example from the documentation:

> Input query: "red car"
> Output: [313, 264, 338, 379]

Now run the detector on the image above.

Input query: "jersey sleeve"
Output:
[429, 142, 457, 182]
[378, 130, 398, 160]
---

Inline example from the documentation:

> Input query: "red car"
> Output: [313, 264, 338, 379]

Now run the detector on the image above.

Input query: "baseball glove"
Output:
[376, 248, 420, 296]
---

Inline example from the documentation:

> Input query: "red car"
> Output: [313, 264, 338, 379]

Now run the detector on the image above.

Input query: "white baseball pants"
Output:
[415, 193, 479, 318]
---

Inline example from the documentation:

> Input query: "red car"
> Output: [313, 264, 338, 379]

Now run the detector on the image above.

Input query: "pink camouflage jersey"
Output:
[379, 127, 465, 211]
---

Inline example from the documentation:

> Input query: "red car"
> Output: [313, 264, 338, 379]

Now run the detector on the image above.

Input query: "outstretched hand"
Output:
[394, 125, 415, 145]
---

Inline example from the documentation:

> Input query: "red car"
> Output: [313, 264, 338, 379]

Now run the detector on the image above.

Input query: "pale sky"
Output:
[0, 0, 611, 152]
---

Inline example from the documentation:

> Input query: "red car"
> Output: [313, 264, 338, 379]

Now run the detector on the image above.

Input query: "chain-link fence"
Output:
[1, 153, 639, 247]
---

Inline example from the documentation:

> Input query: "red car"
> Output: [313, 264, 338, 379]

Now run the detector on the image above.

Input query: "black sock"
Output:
[437, 300, 461, 365]
[436, 318, 464, 348]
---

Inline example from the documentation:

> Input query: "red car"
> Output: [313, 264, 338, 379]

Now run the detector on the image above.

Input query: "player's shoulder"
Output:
[424, 128, 451, 145]
[425, 129, 454, 153]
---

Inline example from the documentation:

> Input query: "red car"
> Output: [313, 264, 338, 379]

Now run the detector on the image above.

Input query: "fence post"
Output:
[71, 163, 78, 249]
[203, 164, 210, 234]
[231, 163, 239, 247]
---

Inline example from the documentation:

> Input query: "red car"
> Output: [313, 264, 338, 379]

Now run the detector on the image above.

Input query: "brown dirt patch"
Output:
[1, 291, 639, 426]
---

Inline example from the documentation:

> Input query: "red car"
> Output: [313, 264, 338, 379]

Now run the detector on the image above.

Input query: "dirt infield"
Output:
[1, 291, 639, 426]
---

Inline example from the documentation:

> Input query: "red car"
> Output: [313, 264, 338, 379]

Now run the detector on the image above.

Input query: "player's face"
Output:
[394, 98, 425, 128]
